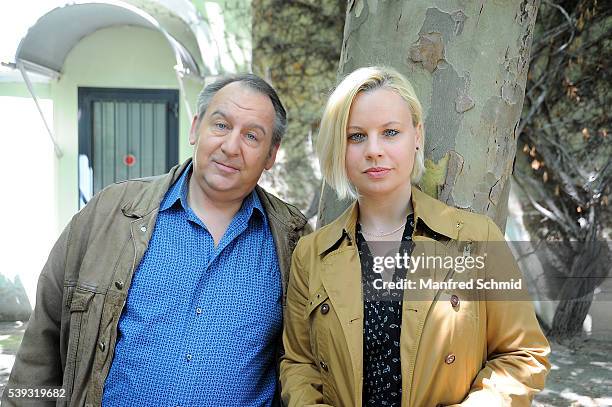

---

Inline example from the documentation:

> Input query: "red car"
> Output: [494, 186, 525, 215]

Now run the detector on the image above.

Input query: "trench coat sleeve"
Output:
[1, 223, 71, 407]
[280, 240, 333, 407]
[452, 218, 551, 407]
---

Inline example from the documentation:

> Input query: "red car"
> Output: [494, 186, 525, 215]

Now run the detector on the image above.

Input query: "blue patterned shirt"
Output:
[102, 165, 282, 407]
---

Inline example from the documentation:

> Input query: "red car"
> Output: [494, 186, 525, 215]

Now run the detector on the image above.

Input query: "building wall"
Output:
[0, 82, 54, 318]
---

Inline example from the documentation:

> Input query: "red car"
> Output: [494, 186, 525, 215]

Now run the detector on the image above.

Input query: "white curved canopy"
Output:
[15, 0, 203, 79]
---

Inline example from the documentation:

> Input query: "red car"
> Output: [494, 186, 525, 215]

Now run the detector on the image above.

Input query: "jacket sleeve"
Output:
[280, 240, 333, 407]
[454, 218, 551, 407]
[1, 222, 71, 407]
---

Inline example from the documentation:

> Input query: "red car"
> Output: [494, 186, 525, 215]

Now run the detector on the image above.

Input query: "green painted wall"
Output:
[51, 25, 201, 230]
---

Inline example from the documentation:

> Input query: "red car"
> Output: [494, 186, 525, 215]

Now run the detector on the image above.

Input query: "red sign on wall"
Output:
[124, 154, 136, 167]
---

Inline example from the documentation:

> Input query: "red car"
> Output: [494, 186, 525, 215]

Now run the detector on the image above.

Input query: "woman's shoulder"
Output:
[294, 203, 356, 260]
[413, 187, 503, 242]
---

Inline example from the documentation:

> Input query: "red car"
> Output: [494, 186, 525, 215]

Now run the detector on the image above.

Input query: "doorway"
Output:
[78, 87, 179, 207]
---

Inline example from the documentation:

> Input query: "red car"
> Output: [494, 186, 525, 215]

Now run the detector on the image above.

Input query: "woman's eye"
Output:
[215, 122, 228, 130]
[348, 133, 366, 142]
[246, 132, 258, 141]
[383, 129, 399, 137]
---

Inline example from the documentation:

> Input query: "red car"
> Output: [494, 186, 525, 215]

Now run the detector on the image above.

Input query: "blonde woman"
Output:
[280, 66, 550, 406]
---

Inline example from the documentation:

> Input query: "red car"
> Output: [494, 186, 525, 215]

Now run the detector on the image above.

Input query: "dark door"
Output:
[78, 87, 179, 207]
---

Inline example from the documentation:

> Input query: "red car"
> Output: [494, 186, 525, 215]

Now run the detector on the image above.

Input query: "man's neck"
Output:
[186, 174, 249, 246]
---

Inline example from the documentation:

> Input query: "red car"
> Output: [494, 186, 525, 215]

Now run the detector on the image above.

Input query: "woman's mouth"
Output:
[364, 167, 391, 178]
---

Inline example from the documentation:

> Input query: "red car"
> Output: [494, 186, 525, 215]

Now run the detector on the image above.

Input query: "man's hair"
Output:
[195, 73, 287, 146]
[316, 66, 426, 200]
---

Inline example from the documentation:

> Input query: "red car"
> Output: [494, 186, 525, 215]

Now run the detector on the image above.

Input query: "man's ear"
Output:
[189, 115, 200, 145]
[265, 143, 280, 170]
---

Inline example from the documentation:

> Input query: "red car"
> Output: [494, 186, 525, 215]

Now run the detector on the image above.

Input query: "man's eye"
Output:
[246, 132, 258, 141]
[383, 129, 399, 137]
[215, 122, 228, 130]
[348, 133, 366, 142]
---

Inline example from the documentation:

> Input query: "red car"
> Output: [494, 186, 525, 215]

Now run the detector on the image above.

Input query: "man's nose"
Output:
[221, 128, 241, 156]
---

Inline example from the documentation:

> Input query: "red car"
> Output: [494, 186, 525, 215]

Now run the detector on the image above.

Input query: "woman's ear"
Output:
[416, 122, 423, 149]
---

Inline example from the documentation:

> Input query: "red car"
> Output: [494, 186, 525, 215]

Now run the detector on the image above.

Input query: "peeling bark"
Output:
[319, 1, 540, 229]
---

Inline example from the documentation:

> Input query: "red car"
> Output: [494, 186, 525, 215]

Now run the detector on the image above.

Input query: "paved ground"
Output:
[0, 321, 26, 397]
[0, 322, 610, 405]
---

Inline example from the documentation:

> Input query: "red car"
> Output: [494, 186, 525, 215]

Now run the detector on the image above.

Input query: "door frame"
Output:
[78, 87, 179, 205]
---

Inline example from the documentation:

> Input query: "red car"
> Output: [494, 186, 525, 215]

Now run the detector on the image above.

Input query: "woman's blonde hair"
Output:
[316, 66, 425, 200]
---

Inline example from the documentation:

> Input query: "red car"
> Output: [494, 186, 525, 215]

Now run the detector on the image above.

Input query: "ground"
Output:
[0, 322, 610, 405]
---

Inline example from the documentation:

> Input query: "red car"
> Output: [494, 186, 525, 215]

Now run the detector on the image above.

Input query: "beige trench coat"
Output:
[280, 186, 550, 407]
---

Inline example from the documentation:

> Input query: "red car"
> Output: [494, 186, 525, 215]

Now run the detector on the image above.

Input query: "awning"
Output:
[14, 0, 204, 80]
[10, 0, 211, 157]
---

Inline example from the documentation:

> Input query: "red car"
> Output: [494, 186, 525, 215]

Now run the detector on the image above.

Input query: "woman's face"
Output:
[345, 88, 422, 199]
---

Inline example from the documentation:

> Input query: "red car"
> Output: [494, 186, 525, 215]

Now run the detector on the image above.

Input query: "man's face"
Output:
[189, 82, 278, 201]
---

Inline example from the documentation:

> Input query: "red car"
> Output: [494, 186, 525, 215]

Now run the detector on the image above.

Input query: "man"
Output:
[2, 74, 311, 406]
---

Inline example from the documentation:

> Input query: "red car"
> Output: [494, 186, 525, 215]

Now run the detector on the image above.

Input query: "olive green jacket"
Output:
[281, 186, 550, 407]
[2, 159, 311, 407]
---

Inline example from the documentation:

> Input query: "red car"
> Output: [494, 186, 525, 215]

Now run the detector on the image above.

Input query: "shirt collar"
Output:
[160, 163, 266, 224]
[316, 186, 461, 255]
[160, 162, 192, 212]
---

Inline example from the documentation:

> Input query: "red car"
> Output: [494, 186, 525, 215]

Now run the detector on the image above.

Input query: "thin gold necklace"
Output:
[361, 222, 405, 237]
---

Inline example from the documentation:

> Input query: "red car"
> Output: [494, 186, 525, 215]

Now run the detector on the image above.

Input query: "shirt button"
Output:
[320, 303, 330, 315]
[445, 353, 456, 364]
[140, 225, 147, 232]
[450, 294, 460, 308]
[186, 353, 193, 361]
[196, 307, 202, 315]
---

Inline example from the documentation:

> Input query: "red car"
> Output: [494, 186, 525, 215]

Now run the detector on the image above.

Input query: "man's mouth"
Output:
[214, 161, 240, 173]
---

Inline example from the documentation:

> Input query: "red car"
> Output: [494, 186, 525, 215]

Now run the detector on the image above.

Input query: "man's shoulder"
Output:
[255, 185, 309, 230]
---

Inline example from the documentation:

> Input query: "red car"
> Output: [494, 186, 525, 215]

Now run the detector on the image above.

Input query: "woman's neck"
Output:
[357, 184, 414, 234]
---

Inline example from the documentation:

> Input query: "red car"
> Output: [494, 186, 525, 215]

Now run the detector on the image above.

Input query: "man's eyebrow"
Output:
[245, 123, 267, 136]
[210, 110, 267, 136]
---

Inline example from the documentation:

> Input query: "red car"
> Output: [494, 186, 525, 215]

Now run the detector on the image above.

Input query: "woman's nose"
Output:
[364, 134, 384, 158]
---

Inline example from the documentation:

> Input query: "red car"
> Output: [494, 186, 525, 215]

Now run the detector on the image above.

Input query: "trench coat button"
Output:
[115, 280, 124, 290]
[140, 225, 147, 232]
[445, 353, 456, 364]
[450, 294, 460, 308]
[320, 361, 328, 371]
[98, 341, 106, 352]
[320, 303, 330, 315]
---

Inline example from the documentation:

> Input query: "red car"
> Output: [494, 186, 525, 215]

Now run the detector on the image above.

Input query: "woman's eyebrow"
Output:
[347, 121, 401, 130]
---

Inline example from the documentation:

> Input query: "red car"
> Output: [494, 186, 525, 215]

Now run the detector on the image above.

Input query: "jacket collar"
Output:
[316, 186, 460, 255]
[121, 159, 191, 218]
[120, 158, 306, 231]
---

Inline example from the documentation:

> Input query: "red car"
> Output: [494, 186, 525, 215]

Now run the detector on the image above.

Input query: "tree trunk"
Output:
[252, 0, 346, 213]
[318, 0, 540, 228]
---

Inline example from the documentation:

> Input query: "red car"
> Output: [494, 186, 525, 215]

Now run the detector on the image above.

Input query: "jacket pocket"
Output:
[63, 288, 95, 405]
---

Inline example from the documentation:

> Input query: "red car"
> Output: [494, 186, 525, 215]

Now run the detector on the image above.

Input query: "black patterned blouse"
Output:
[357, 214, 415, 407]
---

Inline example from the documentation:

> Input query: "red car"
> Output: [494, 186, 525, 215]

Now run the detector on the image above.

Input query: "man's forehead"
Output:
[210, 82, 273, 111]
[208, 82, 274, 120]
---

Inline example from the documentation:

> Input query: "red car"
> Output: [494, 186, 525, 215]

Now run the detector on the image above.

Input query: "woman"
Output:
[280, 66, 550, 407]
